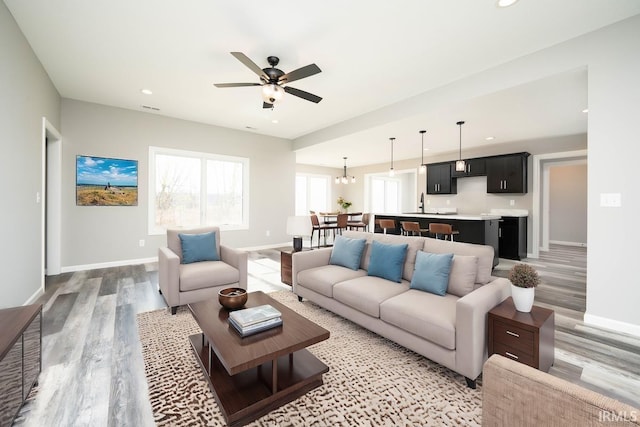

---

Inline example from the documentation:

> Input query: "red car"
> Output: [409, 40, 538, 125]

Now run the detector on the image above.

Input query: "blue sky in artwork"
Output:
[76, 156, 138, 186]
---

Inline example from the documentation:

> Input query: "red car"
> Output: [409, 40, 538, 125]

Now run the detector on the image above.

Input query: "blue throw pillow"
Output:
[367, 240, 408, 283]
[329, 236, 367, 270]
[410, 251, 454, 296]
[179, 231, 220, 264]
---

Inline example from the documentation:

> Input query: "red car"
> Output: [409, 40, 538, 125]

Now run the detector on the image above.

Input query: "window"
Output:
[295, 174, 331, 215]
[371, 176, 400, 213]
[149, 147, 249, 234]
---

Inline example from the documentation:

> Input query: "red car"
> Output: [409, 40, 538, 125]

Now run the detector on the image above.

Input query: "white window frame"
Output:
[148, 146, 250, 235]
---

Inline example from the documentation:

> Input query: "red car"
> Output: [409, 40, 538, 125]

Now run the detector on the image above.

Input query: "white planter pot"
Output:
[511, 285, 535, 312]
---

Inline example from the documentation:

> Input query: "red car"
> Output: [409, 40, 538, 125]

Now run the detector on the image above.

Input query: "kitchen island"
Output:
[373, 213, 501, 266]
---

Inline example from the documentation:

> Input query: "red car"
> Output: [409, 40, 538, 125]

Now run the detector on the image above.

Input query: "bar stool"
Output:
[379, 219, 396, 234]
[401, 221, 427, 236]
[428, 223, 460, 241]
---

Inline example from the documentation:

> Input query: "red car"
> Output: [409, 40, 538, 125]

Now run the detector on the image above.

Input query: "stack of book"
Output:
[228, 304, 282, 337]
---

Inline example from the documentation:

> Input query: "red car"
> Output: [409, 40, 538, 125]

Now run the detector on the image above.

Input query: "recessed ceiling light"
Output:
[486, 136, 495, 141]
[582, 108, 589, 113]
[272, 119, 279, 124]
[423, 148, 430, 151]
[141, 89, 153, 95]
[497, 0, 519, 7]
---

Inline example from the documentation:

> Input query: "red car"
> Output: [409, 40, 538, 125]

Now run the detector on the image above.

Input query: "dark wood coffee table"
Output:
[188, 291, 330, 427]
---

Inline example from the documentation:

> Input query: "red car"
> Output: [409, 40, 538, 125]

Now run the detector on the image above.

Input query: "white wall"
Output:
[0, 3, 61, 308]
[549, 164, 587, 246]
[60, 99, 295, 269]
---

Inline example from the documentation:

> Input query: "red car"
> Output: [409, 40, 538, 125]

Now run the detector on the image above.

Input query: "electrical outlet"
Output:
[510, 199, 515, 206]
[446, 199, 450, 205]
[266, 230, 271, 237]
[426, 199, 431, 205]
[139, 239, 145, 247]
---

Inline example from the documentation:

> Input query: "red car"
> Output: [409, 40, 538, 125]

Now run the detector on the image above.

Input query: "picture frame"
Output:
[76, 155, 138, 206]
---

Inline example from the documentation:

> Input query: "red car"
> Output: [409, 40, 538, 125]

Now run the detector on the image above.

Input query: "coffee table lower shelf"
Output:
[189, 333, 329, 426]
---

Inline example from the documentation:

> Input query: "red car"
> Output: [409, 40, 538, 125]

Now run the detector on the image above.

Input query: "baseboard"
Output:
[61, 257, 158, 273]
[24, 285, 44, 305]
[549, 240, 587, 247]
[240, 242, 290, 251]
[584, 313, 640, 338]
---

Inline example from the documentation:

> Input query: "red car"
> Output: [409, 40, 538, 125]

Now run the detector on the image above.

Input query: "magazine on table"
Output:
[228, 304, 282, 328]
[228, 316, 283, 337]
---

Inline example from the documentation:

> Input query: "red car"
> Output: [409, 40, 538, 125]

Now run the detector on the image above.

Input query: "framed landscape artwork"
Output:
[76, 155, 138, 206]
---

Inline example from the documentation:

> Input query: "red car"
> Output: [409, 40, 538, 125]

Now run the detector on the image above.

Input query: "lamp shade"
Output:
[286, 216, 311, 237]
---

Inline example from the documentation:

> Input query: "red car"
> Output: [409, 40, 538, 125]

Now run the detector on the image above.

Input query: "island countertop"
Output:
[376, 212, 502, 221]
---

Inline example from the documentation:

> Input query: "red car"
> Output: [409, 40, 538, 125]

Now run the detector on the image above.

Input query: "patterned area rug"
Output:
[136, 291, 482, 426]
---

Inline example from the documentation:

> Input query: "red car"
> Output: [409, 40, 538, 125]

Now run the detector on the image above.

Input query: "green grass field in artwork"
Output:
[76, 186, 138, 206]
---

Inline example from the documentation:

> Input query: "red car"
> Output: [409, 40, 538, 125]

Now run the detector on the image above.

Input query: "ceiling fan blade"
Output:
[230, 52, 269, 81]
[278, 63, 321, 84]
[284, 86, 322, 103]
[214, 82, 261, 88]
[263, 102, 273, 109]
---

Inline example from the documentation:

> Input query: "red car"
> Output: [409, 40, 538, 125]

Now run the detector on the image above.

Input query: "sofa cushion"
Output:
[447, 255, 478, 297]
[333, 276, 409, 318]
[167, 226, 221, 263]
[410, 252, 453, 296]
[367, 240, 408, 283]
[297, 265, 367, 298]
[179, 261, 239, 292]
[423, 237, 494, 284]
[380, 290, 458, 350]
[179, 231, 220, 264]
[329, 235, 367, 270]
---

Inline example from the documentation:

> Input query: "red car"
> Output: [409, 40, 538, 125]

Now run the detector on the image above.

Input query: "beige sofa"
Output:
[292, 230, 510, 388]
[483, 354, 640, 426]
[158, 226, 247, 314]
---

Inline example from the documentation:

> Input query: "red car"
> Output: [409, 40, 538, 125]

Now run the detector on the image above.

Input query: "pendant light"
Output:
[335, 157, 356, 184]
[455, 121, 466, 172]
[419, 130, 427, 174]
[389, 137, 395, 177]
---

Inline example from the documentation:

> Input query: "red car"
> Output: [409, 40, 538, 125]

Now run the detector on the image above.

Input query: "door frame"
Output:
[42, 117, 62, 284]
[531, 149, 587, 258]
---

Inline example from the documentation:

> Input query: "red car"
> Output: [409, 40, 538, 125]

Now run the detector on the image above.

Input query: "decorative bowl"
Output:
[218, 287, 248, 310]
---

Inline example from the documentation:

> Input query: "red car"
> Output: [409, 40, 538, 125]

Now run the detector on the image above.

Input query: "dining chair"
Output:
[336, 213, 349, 235]
[347, 213, 370, 231]
[311, 214, 337, 247]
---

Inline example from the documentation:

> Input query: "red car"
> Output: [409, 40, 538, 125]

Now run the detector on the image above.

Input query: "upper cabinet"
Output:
[486, 153, 530, 194]
[426, 162, 457, 194]
[451, 157, 486, 178]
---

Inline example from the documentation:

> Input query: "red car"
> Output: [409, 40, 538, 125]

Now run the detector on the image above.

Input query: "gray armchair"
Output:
[158, 226, 248, 314]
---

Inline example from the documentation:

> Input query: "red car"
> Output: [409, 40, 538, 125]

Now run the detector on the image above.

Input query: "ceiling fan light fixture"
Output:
[261, 84, 284, 104]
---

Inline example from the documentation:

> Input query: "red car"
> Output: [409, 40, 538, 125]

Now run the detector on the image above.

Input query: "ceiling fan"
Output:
[214, 52, 322, 108]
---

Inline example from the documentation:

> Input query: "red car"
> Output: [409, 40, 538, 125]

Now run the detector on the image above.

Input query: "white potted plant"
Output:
[508, 263, 540, 312]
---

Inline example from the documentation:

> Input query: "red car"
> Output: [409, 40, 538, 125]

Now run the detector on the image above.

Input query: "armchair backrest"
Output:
[167, 226, 221, 263]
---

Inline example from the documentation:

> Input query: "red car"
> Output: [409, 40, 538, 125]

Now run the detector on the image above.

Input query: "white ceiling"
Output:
[5, 0, 640, 167]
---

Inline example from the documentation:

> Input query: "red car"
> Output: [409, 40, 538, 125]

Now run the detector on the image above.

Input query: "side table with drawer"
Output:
[280, 248, 311, 285]
[488, 297, 554, 372]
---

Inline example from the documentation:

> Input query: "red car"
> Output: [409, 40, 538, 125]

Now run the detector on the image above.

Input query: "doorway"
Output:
[531, 149, 587, 258]
[42, 118, 62, 286]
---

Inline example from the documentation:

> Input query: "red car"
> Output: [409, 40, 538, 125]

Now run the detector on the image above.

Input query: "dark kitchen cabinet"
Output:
[451, 157, 486, 178]
[426, 162, 457, 194]
[486, 153, 529, 194]
[499, 216, 527, 260]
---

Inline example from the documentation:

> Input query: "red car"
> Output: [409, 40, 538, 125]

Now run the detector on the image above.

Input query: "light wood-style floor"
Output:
[13, 244, 639, 426]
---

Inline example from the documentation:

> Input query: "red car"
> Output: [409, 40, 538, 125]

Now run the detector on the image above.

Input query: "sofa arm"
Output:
[483, 354, 640, 426]
[291, 248, 332, 291]
[220, 245, 248, 290]
[455, 277, 510, 380]
[158, 246, 180, 307]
